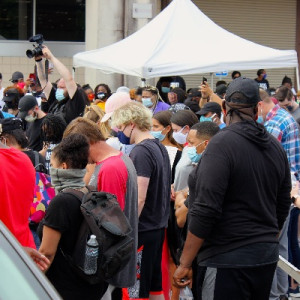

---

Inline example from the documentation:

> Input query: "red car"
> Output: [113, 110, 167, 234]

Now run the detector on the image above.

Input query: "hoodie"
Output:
[188, 120, 291, 262]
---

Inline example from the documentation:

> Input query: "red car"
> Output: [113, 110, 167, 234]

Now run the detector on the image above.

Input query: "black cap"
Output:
[187, 88, 201, 98]
[0, 117, 23, 134]
[3, 88, 20, 103]
[18, 95, 38, 119]
[196, 102, 222, 116]
[10, 71, 24, 82]
[215, 84, 227, 97]
[225, 77, 260, 104]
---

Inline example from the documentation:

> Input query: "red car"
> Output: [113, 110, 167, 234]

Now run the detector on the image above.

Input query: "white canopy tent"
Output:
[73, 0, 298, 84]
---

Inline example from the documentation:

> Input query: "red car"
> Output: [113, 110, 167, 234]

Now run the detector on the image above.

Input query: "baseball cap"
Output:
[0, 117, 23, 134]
[225, 77, 260, 104]
[187, 88, 201, 98]
[10, 71, 24, 82]
[18, 95, 38, 119]
[196, 102, 222, 116]
[101, 92, 132, 123]
[3, 88, 20, 102]
[215, 84, 227, 97]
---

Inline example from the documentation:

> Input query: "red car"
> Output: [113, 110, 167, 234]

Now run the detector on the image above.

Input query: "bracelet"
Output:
[35, 58, 42, 62]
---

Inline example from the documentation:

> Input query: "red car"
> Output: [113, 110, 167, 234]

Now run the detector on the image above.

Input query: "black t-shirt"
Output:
[129, 139, 171, 232]
[254, 78, 270, 90]
[26, 117, 45, 151]
[48, 87, 88, 124]
[38, 192, 106, 300]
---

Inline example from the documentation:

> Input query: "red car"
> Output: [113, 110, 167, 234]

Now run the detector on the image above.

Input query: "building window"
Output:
[0, 0, 85, 42]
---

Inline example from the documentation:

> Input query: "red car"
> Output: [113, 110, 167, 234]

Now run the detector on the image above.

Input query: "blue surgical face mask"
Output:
[55, 88, 65, 101]
[187, 147, 202, 163]
[150, 130, 166, 141]
[117, 125, 132, 145]
[200, 115, 213, 122]
[172, 126, 188, 144]
[161, 87, 170, 93]
[187, 141, 205, 163]
[257, 107, 264, 124]
[142, 98, 153, 108]
[263, 73, 267, 79]
[257, 116, 264, 124]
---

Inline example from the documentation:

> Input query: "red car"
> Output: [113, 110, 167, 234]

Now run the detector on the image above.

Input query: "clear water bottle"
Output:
[179, 286, 193, 300]
[84, 234, 99, 275]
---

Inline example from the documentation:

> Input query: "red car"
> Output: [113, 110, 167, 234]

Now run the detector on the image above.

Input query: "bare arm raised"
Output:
[36, 45, 77, 100]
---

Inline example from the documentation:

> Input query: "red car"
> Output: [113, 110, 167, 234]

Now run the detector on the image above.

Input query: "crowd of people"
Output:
[1, 45, 300, 300]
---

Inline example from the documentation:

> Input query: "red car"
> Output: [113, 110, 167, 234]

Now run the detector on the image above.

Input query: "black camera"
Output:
[26, 34, 44, 59]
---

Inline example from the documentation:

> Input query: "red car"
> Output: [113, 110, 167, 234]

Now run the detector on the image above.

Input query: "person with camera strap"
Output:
[34, 44, 88, 124]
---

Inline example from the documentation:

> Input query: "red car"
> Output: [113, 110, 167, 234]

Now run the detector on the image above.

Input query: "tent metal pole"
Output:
[210, 72, 214, 89]
[141, 78, 146, 87]
[296, 66, 300, 92]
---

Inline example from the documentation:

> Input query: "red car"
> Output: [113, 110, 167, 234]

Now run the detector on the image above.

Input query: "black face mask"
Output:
[32, 91, 42, 97]
[97, 92, 106, 100]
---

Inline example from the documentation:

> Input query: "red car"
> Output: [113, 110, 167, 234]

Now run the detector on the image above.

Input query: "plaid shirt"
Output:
[264, 104, 300, 174]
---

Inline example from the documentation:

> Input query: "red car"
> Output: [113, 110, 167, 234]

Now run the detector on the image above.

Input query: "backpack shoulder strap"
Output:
[62, 186, 96, 203]
[33, 151, 39, 167]
[62, 188, 85, 203]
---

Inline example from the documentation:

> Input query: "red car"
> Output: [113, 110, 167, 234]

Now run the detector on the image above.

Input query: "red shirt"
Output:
[0, 148, 36, 248]
[95, 153, 128, 210]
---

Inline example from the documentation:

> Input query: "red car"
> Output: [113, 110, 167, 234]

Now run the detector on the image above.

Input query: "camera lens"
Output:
[26, 49, 36, 59]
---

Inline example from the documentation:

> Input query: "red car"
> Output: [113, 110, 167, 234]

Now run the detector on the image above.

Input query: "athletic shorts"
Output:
[125, 228, 165, 299]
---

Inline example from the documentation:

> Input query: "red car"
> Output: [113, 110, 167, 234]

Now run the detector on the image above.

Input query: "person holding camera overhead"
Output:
[34, 44, 88, 124]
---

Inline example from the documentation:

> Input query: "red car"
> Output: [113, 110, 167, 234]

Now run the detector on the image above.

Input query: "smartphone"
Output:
[202, 77, 207, 84]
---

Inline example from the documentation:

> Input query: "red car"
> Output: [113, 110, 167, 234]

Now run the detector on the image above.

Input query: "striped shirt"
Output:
[264, 104, 300, 174]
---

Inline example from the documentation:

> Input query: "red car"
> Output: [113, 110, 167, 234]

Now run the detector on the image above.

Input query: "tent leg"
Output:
[210, 73, 214, 89]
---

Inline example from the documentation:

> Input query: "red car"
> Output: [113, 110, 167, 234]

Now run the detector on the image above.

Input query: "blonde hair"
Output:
[83, 105, 111, 138]
[259, 89, 272, 103]
[111, 102, 152, 131]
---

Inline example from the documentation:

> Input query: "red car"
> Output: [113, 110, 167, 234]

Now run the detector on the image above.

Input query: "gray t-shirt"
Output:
[174, 146, 195, 191]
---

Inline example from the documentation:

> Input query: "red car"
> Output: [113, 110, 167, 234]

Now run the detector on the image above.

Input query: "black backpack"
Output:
[61, 187, 134, 284]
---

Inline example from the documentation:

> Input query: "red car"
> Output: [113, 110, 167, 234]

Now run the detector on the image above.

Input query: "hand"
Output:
[24, 247, 50, 272]
[42, 45, 54, 60]
[175, 203, 188, 228]
[200, 82, 213, 99]
[171, 184, 176, 201]
[173, 264, 193, 288]
[175, 191, 187, 209]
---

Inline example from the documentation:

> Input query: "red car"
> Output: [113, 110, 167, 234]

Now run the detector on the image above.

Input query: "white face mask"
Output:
[172, 126, 188, 144]
[25, 114, 37, 122]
